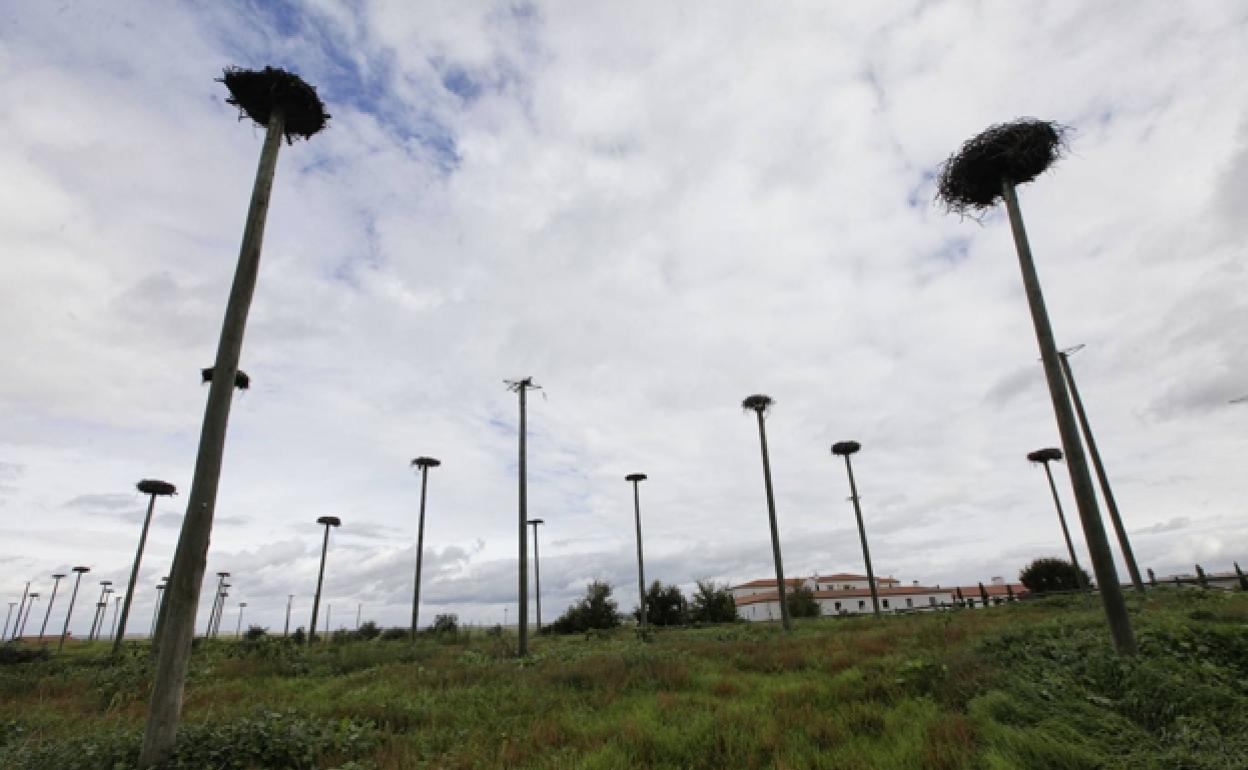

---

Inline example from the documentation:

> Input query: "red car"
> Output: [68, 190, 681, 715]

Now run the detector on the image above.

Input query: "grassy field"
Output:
[1, 588, 1245, 769]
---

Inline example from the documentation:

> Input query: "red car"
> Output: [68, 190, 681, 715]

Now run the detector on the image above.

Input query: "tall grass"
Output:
[0, 590, 1244, 769]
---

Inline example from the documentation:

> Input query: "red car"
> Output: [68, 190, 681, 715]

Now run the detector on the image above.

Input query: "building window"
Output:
[834, 601, 841, 610]
[929, 597, 936, 606]
[882, 599, 890, 609]
[858, 600, 865, 610]
[906, 598, 913, 608]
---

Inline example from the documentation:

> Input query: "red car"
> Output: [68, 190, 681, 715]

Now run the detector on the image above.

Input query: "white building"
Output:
[730, 572, 1027, 621]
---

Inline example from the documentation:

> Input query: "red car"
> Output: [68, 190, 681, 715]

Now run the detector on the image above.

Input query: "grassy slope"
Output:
[1, 588, 1245, 769]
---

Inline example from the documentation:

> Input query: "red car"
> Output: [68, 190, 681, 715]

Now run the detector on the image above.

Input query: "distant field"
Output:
[1, 589, 1245, 769]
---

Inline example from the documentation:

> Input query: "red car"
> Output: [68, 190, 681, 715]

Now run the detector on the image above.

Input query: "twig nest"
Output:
[219, 66, 329, 141]
[626, 473, 647, 483]
[201, 367, 250, 390]
[73, 566, 91, 573]
[136, 479, 177, 497]
[741, 394, 774, 413]
[936, 119, 1068, 214]
[1027, 447, 1063, 463]
[831, 441, 861, 456]
[411, 457, 442, 469]
[317, 515, 342, 527]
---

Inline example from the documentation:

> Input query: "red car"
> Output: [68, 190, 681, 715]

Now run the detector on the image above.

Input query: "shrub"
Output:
[786, 585, 821, 618]
[379, 626, 408, 641]
[689, 580, 738, 624]
[243, 625, 267, 641]
[1019, 557, 1091, 594]
[432, 614, 458, 635]
[633, 582, 688, 626]
[356, 621, 381, 641]
[550, 581, 622, 634]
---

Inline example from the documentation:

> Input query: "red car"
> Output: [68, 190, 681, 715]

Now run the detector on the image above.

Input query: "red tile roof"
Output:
[735, 585, 953, 607]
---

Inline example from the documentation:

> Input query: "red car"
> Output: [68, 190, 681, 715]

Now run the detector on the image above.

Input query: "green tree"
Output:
[432, 614, 459, 635]
[356, 620, 380, 640]
[632, 582, 688, 626]
[551, 581, 621, 634]
[786, 585, 821, 618]
[689, 580, 738, 623]
[1020, 557, 1093, 594]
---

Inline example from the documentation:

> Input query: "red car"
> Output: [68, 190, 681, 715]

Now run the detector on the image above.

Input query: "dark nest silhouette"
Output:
[936, 119, 1069, 215]
[625, 473, 647, 483]
[411, 457, 442, 469]
[831, 441, 861, 457]
[201, 367, 250, 390]
[219, 66, 330, 142]
[742, 394, 774, 413]
[137, 480, 177, 497]
[1028, 447, 1063, 463]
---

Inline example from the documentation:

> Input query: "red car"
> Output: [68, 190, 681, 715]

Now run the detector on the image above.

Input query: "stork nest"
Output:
[137, 479, 177, 497]
[1027, 447, 1063, 463]
[936, 119, 1069, 215]
[411, 457, 442, 469]
[317, 516, 342, 527]
[201, 367, 250, 390]
[741, 394, 774, 413]
[831, 441, 861, 456]
[219, 66, 330, 142]
[625, 473, 647, 482]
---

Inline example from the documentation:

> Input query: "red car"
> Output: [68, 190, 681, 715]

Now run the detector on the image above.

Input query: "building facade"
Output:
[731, 573, 1027, 621]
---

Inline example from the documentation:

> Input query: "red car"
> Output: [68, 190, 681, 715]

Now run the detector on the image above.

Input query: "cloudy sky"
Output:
[2, 1, 1246, 636]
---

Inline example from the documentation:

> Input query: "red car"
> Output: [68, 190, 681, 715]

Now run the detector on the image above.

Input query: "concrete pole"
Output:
[528, 519, 544, 632]
[114, 492, 159, 654]
[141, 107, 288, 767]
[517, 383, 529, 656]
[410, 461, 435, 640]
[17, 594, 39, 639]
[284, 595, 293, 636]
[1039, 460, 1092, 596]
[2, 602, 14, 639]
[1002, 181, 1135, 655]
[627, 475, 648, 630]
[110, 595, 122, 640]
[751, 405, 791, 632]
[150, 584, 165, 639]
[840, 451, 881, 618]
[11, 582, 29, 641]
[235, 602, 246, 637]
[309, 517, 340, 643]
[39, 574, 65, 642]
[1059, 351, 1145, 594]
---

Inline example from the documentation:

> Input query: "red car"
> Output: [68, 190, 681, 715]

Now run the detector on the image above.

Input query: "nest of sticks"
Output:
[201, 367, 250, 390]
[741, 394, 774, 413]
[1027, 447, 1063, 463]
[625, 473, 647, 482]
[136, 479, 177, 496]
[219, 66, 330, 142]
[831, 441, 861, 457]
[936, 119, 1069, 215]
[411, 457, 442, 469]
[317, 516, 342, 527]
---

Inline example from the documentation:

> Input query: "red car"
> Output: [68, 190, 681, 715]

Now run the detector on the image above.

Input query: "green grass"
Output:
[1, 589, 1245, 769]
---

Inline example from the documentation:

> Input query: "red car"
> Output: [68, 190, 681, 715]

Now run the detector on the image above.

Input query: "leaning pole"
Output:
[139, 67, 328, 767]
[114, 480, 177, 654]
[937, 119, 1135, 655]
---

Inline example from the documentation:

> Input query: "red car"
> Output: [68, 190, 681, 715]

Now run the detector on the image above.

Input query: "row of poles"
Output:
[125, 68, 1148, 765]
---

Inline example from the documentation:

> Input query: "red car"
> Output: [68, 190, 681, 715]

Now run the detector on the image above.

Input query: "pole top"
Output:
[831, 441, 861, 456]
[136, 479, 177, 496]
[219, 66, 330, 141]
[317, 515, 342, 527]
[52, 573, 66, 579]
[411, 456, 442, 469]
[625, 473, 647, 483]
[73, 566, 91, 573]
[936, 118, 1069, 215]
[1027, 447, 1063, 464]
[505, 376, 541, 392]
[527, 518, 544, 525]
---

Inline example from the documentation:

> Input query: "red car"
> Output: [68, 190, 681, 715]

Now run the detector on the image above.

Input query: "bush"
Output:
[379, 626, 408, 641]
[432, 614, 458, 635]
[1019, 557, 1092, 594]
[689, 581, 738, 624]
[243, 625, 267, 641]
[633, 582, 688, 626]
[0, 644, 49, 666]
[786, 585, 821, 618]
[550, 581, 622, 635]
[356, 621, 381, 641]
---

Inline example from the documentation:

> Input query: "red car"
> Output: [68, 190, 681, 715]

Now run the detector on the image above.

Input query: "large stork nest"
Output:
[831, 441, 861, 457]
[741, 394, 774, 414]
[219, 66, 330, 142]
[1027, 447, 1064, 464]
[136, 479, 177, 497]
[625, 473, 647, 483]
[936, 119, 1069, 215]
[411, 457, 442, 469]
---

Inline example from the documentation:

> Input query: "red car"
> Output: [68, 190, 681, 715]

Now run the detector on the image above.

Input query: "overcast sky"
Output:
[2, 1, 1246, 636]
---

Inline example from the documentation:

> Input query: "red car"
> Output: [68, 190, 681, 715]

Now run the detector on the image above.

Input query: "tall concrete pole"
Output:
[115, 480, 177, 654]
[58, 567, 89, 652]
[1059, 350, 1145, 594]
[507, 377, 539, 656]
[626, 475, 649, 630]
[309, 517, 341, 642]
[1030, 450, 1093, 596]
[39, 574, 65, 641]
[833, 442, 880, 617]
[11, 582, 29, 641]
[1003, 181, 1135, 654]
[743, 395, 791, 632]
[409, 457, 441, 640]
[284, 595, 293, 637]
[527, 518, 544, 632]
